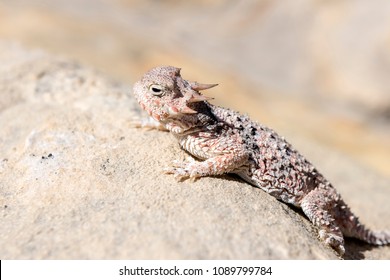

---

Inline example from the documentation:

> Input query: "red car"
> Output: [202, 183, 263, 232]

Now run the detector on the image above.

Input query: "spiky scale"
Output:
[133, 66, 390, 256]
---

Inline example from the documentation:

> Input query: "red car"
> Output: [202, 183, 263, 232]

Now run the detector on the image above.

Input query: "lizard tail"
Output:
[345, 222, 390, 245]
[334, 200, 390, 245]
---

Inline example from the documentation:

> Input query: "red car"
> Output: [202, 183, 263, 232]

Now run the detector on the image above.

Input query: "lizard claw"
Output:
[163, 166, 190, 181]
[130, 116, 167, 130]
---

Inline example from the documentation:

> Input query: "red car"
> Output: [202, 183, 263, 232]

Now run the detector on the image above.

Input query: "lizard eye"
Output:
[149, 84, 164, 96]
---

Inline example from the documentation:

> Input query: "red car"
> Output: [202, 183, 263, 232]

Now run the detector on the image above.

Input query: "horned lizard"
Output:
[133, 66, 390, 256]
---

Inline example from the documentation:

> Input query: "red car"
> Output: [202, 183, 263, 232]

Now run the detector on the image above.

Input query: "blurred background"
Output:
[0, 0, 389, 177]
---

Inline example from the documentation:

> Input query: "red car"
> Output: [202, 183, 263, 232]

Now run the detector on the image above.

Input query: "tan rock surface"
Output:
[0, 0, 389, 178]
[0, 43, 389, 259]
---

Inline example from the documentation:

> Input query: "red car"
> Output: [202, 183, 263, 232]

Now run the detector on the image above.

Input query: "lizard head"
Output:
[133, 66, 217, 122]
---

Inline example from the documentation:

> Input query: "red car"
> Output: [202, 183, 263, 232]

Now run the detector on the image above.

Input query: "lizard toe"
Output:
[163, 166, 191, 181]
[319, 230, 345, 256]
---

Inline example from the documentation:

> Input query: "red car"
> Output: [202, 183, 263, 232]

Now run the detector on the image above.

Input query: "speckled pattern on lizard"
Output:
[133, 66, 390, 256]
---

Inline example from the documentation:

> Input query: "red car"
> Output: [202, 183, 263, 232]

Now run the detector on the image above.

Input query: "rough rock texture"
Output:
[0, 42, 389, 259]
[1, 0, 390, 178]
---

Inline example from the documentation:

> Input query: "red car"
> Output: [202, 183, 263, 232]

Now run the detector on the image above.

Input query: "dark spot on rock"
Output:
[4, 205, 8, 209]
[36, 71, 46, 79]
[120, 136, 125, 141]
[41, 153, 54, 160]
[101, 158, 110, 171]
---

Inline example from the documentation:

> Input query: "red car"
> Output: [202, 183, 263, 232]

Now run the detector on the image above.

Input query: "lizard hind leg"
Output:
[300, 187, 346, 255]
[333, 200, 390, 246]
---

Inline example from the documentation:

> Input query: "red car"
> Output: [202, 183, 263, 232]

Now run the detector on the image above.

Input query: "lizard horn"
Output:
[191, 82, 218, 91]
[187, 92, 214, 103]
[167, 104, 197, 115]
[180, 105, 197, 114]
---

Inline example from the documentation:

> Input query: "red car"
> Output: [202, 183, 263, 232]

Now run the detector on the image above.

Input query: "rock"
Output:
[0, 42, 389, 259]
[1, 0, 390, 177]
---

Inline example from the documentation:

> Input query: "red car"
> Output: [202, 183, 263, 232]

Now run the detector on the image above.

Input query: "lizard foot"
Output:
[130, 116, 167, 130]
[319, 229, 345, 256]
[163, 158, 200, 181]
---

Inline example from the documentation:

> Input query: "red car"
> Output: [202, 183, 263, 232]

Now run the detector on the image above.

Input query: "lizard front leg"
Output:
[164, 152, 249, 181]
[165, 133, 249, 180]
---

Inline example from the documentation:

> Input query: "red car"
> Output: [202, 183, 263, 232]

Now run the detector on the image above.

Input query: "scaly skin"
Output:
[133, 66, 390, 256]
